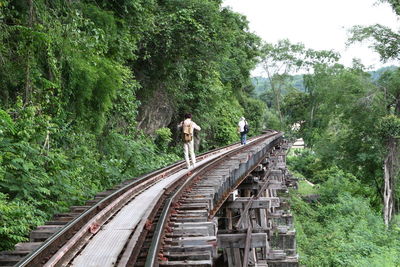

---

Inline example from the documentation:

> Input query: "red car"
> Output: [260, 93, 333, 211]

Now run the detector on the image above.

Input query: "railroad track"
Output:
[0, 131, 296, 267]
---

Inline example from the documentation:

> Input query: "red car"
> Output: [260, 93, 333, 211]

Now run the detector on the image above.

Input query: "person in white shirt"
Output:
[178, 113, 201, 169]
[237, 117, 248, 145]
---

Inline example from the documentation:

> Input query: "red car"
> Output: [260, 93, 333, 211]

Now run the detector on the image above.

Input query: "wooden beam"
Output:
[242, 226, 252, 267]
[217, 233, 267, 248]
[235, 196, 254, 229]
[225, 197, 280, 209]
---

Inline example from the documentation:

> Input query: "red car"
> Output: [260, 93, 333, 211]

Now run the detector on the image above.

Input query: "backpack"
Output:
[244, 123, 249, 134]
[182, 123, 193, 142]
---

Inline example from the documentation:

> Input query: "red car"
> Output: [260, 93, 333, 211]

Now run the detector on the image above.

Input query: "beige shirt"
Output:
[179, 119, 201, 135]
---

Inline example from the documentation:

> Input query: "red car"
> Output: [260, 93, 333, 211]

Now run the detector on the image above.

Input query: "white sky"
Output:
[222, 0, 399, 76]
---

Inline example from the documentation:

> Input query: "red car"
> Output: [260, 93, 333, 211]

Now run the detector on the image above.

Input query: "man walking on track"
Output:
[238, 116, 248, 145]
[178, 113, 201, 169]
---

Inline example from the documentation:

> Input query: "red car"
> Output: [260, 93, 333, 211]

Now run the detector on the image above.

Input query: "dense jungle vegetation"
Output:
[0, 0, 265, 250]
[280, 1, 400, 265]
[1, 0, 400, 266]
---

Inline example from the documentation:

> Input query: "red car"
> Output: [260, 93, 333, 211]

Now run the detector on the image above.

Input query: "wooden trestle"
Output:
[160, 139, 299, 266]
[0, 134, 298, 267]
[217, 141, 299, 267]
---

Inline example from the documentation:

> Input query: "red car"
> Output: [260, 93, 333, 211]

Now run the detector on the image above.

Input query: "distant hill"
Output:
[252, 66, 398, 96]
[369, 65, 397, 81]
[252, 75, 304, 96]
[252, 76, 270, 95]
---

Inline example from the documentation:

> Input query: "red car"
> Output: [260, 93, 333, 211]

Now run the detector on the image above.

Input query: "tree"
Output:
[377, 70, 400, 225]
[0, 0, 264, 249]
[260, 39, 338, 128]
[348, 24, 400, 62]
[348, 2, 400, 225]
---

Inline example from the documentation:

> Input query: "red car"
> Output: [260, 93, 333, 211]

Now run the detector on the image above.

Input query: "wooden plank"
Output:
[217, 233, 267, 248]
[242, 226, 252, 267]
[167, 236, 216, 247]
[0, 254, 23, 266]
[14, 242, 41, 252]
[176, 210, 209, 217]
[163, 244, 217, 258]
[164, 251, 211, 261]
[179, 203, 209, 210]
[225, 248, 234, 267]
[171, 222, 216, 236]
[170, 226, 210, 236]
[159, 260, 212, 266]
[237, 183, 259, 190]
[226, 197, 280, 209]
[227, 208, 233, 230]
[29, 228, 59, 242]
[233, 248, 241, 267]
[170, 217, 208, 223]
[234, 196, 254, 229]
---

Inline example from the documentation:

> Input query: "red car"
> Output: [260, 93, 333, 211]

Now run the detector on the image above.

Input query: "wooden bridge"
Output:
[0, 131, 298, 267]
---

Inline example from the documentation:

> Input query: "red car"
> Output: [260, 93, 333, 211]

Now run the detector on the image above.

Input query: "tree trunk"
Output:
[28, 0, 34, 25]
[24, 62, 31, 104]
[24, 0, 34, 104]
[265, 68, 283, 126]
[383, 136, 396, 226]
[384, 97, 400, 226]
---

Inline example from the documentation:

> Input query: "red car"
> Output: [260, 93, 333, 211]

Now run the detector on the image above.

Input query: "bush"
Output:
[0, 193, 45, 250]
[291, 170, 400, 267]
[287, 149, 324, 183]
[155, 127, 173, 152]
[0, 107, 181, 250]
[316, 166, 365, 203]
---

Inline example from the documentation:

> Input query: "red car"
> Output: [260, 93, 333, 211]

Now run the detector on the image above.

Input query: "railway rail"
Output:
[0, 131, 298, 267]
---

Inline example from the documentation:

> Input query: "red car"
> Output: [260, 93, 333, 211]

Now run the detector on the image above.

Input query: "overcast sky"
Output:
[222, 0, 399, 76]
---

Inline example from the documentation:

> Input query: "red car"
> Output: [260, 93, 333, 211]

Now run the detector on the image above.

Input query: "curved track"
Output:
[0, 131, 290, 267]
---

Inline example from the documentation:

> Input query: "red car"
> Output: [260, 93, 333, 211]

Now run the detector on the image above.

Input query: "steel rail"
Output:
[14, 136, 263, 266]
[143, 150, 227, 267]
[15, 162, 184, 266]
[144, 131, 282, 266]
[209, 133, 283, 217]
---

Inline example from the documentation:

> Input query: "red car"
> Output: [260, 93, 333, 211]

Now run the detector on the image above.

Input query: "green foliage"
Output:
[296, 179, 318, 195]
[131, 0, 263, 148]
[155, 128, 173, 153]
[0, 109, 14, 135]
[0, 193, 44, 251]
[252, 75, 305, 96]
[282, 90, 309, 126]
[65, 56, 126, 131]
[290, 170, 400, 267]
[200, 92, 244, 147]
[315, 166, 365, 203]
[379, 114, 400, 138]
[349, 24, 400, 62]
[264, 108, 281, 130]
[239, 96, 265, 135]
[384, 0, 400, 16]
[287, 149, 324, 183]
[260, 10, 400, 265]
[0, 106, 181, 249]
[258, 39, 339, 130]
[0, 0, 273, 251]
[351, 249, 400, 267]
[285, 63, 393, 207]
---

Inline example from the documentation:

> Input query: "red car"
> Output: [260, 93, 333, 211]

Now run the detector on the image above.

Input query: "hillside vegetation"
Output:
[0, 0, 264, 250]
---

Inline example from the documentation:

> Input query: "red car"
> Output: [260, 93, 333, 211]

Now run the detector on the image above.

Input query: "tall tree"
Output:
[348, 2, 400, 225]
[260, 39, 338, 128]
[377, 70, 400, 225]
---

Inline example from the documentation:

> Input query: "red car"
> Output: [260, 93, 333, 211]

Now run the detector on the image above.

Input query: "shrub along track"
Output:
[0, 131, 282, 267]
